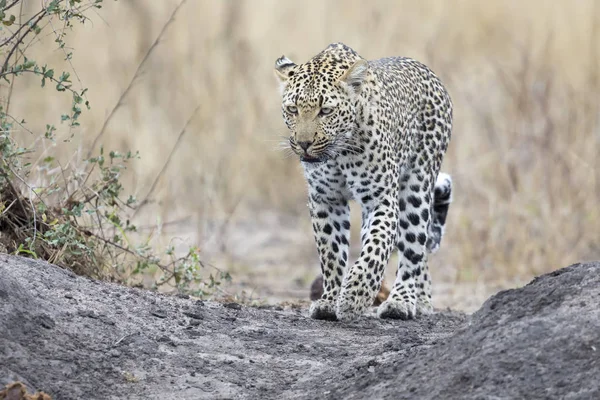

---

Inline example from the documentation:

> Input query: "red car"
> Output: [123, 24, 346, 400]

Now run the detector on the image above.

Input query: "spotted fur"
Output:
[275, 43, 453, 321]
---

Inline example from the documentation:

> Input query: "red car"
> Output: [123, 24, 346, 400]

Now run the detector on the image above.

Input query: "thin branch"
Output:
[27, 188, 36, 245]
[56, 160, 72, 199]
[4, 0, 23, 115]
[0, 8, 45, 48]
[13, 19, 54, 66]
[113, 332, 139, 347]
[2, 0, 22, 13]
[0, 198, 17, 216]
[4, 165, 38, 246]
[4, 159, 50, 214]
[14, 17, 56, 53]
[0, 68, 80, 96]
[0, 166, 27, 217]
[132, 104, 200, 217]
[134, 216, 193, 231]
[0, 10, 46, 74]
[86, 0, 188, 158]
[4, 112, 36, 136]
[46, 8, 91, 139]
[85, 229, 197, 280]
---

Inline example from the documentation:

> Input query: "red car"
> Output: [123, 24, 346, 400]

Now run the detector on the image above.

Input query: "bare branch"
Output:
[133, 104, 200, 217]
[4, 0, 23, 115]
[86, 0, 188, 158]
[2, 0, 22, 13]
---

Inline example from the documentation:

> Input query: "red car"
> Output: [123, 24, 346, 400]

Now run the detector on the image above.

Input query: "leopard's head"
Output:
[274, 43, 368, 164]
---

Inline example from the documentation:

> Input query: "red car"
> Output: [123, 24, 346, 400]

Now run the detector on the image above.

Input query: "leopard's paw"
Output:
[377, 298, 417, 320]
[335, 290, 369, 322]
[309, 299, 337, 321]
[415, 297, 434, 316]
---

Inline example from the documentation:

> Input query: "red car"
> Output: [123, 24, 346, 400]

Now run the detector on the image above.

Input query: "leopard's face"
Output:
[280, 74, 357, 163]
[274, 47, 368, 164]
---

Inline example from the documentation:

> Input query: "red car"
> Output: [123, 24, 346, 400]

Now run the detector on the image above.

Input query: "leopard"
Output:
[274, 43, 453, 321]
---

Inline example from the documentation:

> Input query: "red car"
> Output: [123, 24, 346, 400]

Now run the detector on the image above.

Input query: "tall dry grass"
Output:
[3, 0, 599, 307]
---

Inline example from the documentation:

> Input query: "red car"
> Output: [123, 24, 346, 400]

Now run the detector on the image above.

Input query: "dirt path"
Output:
[189, 210, 500, 312]
[1, 255, 599, 399]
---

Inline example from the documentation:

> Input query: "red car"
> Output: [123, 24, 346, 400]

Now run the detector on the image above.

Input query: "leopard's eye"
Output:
[319, 107, 333, 116]
[285, 105, 298, 114]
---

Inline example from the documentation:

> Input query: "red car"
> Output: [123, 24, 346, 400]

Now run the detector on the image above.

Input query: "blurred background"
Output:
[7, 0, 600, 311]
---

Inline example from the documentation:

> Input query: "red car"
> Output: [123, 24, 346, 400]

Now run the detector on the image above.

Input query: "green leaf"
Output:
[22, 59, 36, 69]
[2, 14, 16, 26]
[47, 0, 60, 13]
[15, 244, 38, 258]
[45, 124, 56, 140]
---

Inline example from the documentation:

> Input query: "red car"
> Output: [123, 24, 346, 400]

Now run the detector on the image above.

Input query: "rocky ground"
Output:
[1, 254, 599, 399]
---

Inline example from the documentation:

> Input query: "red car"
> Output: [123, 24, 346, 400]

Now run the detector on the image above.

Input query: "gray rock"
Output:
[0, 254, 597, 399]
[317, 262, 600, 400]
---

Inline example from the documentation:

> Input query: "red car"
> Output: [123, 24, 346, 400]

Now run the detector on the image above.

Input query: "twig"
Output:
[0, 68, 80, 96]
[0, 8, 45, 48]
[57, 160, 72, 199]
[78, 176, 116, 205]
[82, 0, 109, 27]
[4, 0, 24, 116]
[4, 104, 38, 136]
[132, 104, 200, 217]
[46, 8, 90, 139]
[91, 199, 109, 258]
[86, 229, 178, 277]
[204, 193, 243, 251]
[86, 0, 188, 158]
[0, 10, 46, 74]
[87, 229, 136, 256]
[27, 190, 36, 245]
[134, 217, 193, 231]
[113, 332, 139, 347]
[1, 0, 21, 13]
[13, 18, 55, 58]
[0, 165, 26, 217]
[4, 165, 38, 246]
[0, 198, 17, 216]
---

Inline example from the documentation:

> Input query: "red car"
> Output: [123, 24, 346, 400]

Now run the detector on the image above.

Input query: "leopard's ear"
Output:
[338, 59, 368, 93]
[274, 55, 296, 93]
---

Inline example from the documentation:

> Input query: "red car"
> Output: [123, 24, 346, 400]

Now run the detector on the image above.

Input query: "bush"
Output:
[0, 0, 230, 296]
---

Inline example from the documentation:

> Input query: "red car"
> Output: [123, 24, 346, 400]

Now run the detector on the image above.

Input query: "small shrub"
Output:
[0, 0, 230, 296]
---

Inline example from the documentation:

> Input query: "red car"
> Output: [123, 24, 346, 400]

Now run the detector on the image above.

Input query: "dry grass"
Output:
[2, 0, 599, 309]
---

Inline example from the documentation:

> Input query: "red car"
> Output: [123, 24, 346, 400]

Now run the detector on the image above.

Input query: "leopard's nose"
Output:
[297, 141, 312, 151]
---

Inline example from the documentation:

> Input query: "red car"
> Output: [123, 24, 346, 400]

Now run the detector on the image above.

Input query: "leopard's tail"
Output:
[427, 172, 452, 254]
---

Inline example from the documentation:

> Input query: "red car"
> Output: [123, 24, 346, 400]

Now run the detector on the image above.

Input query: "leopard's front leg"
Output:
[308, 198, 351, 321]
[336, 195, 397, 321]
